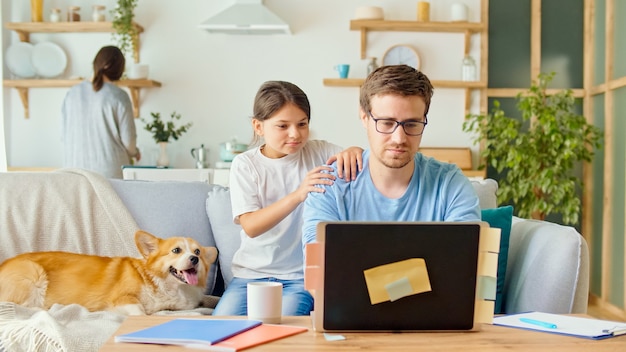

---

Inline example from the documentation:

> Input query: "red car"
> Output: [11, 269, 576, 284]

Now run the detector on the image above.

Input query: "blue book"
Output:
[115, 319, 262, 348]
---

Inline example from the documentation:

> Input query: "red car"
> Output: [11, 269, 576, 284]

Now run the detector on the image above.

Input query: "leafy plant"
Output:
[142, 111, 192, 143]
[111, 0, 139, 61]
[463, 72, 603, 225]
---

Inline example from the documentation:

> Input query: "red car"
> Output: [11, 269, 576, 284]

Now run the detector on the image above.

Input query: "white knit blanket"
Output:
[0, 303, 126, 352]
[0, 168, 140, 260]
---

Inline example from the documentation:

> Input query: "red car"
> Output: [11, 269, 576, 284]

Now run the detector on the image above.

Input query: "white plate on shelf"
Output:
[5, 42, 36, 78]
[31, 42, 67, 78]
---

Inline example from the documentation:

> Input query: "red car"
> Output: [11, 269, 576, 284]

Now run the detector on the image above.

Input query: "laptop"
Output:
[304, 221, 499, 332]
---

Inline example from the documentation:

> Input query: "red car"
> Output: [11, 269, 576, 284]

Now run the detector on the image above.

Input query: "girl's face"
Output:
[253, 103, 310, 159]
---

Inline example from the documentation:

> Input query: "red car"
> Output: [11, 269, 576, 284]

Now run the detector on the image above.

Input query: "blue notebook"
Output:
[115, 319, 262, 347]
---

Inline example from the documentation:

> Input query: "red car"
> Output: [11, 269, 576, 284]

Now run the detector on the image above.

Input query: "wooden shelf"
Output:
[350, 20, 486, 59]
[5, 21, 144, 62]
[323, 78, 487, 89]
[4, 21, 159, 119]
[350, 20, 485, 33]
[3, 79, 162, 119]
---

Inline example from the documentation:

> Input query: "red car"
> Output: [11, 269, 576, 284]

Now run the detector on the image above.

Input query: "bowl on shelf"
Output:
[127, 63, 149, 79]
[219, 141, 248, 162]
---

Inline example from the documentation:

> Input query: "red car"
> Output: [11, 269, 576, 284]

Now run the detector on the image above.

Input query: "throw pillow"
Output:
[481, 205, 513, 314]
[471, 178, 498, 210]
[206, 185, 242, 290]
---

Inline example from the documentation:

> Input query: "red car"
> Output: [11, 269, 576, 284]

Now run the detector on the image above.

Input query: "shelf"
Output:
[323, 78, 487, 89]
[350, 20, 485, 33]
[350, 20, 486, 59]
[3, 79, 162, 119]
[5, 21, 144, 62]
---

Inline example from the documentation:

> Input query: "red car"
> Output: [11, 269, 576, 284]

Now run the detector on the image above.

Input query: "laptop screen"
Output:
[319, 222, 481, 331]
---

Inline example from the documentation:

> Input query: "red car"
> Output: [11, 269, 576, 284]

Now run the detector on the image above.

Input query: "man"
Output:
[302, 65, 480, 245]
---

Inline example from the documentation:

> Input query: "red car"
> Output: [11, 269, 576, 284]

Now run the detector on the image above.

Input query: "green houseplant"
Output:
[142, 111, 192, 167]
[111, 0, 139, 62]
[142, 111, 192, 143]
[463, 72, 603, 225]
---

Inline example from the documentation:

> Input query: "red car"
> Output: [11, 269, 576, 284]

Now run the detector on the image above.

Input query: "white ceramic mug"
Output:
[247, 282, 282, 324]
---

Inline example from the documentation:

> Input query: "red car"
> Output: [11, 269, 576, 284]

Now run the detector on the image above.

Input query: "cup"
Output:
[247, 282, 282, 324]
[334, 64, 350, 79]
[451, 3, 469, 22]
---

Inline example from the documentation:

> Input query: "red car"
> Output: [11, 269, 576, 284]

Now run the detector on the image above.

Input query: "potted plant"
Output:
[142, 111, 192, 166]
[463, 72, 603, 225]
[111, 0, 139, 62]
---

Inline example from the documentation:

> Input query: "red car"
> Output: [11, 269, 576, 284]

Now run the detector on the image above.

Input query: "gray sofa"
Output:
[0, 171, 589, 314]
[112, 177, 589, 314]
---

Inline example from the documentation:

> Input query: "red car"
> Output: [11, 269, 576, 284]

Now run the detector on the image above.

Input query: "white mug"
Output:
[247, 282, 282, 324]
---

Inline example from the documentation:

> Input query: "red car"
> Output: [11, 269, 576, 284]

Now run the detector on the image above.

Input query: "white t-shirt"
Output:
[229, 140, 343, 280]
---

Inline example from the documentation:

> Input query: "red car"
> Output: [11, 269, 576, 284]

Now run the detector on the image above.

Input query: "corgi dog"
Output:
[0, 230, 218, 315]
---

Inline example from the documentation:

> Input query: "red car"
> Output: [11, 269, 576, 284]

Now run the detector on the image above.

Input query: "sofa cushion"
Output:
[481, 205, 513, 314]
[205, 185, 242, 289]
[110, 179, 219, 295]
[471, 178, 498, 209]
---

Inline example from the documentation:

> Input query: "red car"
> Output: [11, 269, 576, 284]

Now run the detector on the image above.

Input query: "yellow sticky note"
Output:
[363, 258, 431, 305]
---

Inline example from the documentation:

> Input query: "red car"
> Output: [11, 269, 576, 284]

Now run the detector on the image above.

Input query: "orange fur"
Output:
[0, 230, 218, 315]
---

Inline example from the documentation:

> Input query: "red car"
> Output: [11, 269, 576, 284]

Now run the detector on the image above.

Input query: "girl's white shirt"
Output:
[229, 140, 342, 279]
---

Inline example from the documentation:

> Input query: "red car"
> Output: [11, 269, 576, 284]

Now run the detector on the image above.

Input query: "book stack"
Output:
[115, 318, 308, 351]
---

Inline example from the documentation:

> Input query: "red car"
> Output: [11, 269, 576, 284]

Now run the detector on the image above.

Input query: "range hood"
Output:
[198, 0, 291, 35]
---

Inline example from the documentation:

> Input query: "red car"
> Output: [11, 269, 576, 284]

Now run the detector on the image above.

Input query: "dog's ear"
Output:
[135, 230, 160, 258]
[203, 246, 218, 264]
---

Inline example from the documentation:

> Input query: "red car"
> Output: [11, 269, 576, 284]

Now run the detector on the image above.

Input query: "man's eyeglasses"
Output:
[368, 112, 428, 136]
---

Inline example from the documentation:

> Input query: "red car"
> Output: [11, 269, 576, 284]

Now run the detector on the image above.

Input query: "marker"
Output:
[519, 317, 557, 329]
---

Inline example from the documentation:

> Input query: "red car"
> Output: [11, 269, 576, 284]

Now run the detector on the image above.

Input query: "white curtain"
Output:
[0, 3, 7, 172]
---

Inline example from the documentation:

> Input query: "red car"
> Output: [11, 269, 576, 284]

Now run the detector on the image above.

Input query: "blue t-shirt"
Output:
[302, 150, 481, 246]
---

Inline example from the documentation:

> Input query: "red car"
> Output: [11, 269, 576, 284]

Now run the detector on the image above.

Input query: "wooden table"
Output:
[101, 315, 626, 351]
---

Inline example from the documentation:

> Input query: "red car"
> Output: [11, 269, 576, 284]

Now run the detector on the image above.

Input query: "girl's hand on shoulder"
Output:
[326, 146, 364, 181]
[295, 165, 336, 202]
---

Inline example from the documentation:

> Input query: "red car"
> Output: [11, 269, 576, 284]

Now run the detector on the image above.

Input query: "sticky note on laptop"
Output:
[363, 258, 431, 304]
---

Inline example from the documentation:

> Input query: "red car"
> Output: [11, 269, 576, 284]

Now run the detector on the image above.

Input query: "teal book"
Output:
[115, 319, 262, 348]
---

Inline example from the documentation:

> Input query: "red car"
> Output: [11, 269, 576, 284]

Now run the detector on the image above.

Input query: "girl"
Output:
[213, 81, 362, 316]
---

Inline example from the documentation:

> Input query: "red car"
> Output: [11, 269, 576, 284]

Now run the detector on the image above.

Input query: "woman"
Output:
[61, 45, 140, 178]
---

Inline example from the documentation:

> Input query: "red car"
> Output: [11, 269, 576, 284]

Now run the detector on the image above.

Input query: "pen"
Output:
[519, 317, 557, 329]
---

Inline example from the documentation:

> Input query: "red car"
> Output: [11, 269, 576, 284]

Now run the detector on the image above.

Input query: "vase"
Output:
[156, 142, 169, 167]
[31, 0, 44, 22]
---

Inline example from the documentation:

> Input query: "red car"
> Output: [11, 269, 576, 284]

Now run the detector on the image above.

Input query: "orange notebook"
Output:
[210, 324, 308, 351]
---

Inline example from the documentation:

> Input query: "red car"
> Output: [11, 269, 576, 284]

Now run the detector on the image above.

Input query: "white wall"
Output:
[2, 0, 482, 169]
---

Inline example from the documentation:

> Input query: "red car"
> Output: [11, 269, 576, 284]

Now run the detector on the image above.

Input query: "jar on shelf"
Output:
[68, 6, 81, 22]
[92, 5, 106, 22]
[366, 57, 379, 76]
[50, 8, 61, 23]
[461, 55, 477, 81]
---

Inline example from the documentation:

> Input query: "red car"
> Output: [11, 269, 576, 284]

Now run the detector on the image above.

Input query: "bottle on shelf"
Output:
[50, 8, 61, 23]
[92, 5, 106, 22]
[366, 57, 379, 76]
[68, 6, 81, 22]
[461, 55, 477, 81]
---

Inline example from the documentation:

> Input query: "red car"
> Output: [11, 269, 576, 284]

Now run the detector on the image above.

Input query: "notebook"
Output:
[114, 319, 261, 348]
[494, 312, 626, 340]
[305, 221, 500, 332]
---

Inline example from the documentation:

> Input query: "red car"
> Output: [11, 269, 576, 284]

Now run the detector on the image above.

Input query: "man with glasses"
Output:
[302, 65, 480, 245]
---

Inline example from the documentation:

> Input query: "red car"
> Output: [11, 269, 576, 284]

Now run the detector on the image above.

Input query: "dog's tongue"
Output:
[183, 270, 198, 285]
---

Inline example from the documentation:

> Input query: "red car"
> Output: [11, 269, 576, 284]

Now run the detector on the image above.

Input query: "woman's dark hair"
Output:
[92, 46, 125, 92]
[250, 81, 311, 146]
[360, 65, 434, 117]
